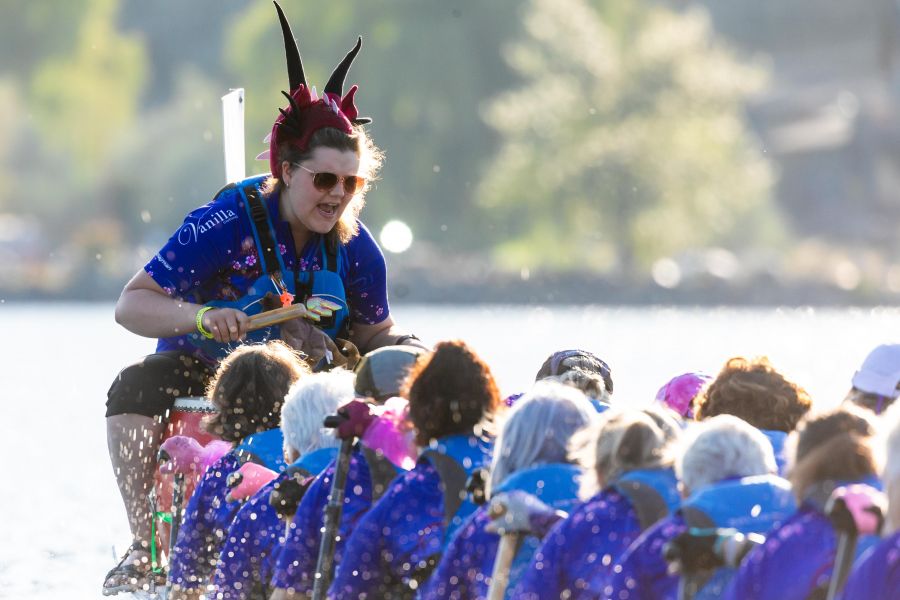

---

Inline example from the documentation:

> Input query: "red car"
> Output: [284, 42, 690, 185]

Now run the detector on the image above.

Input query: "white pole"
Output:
[221, 88, 246, 183]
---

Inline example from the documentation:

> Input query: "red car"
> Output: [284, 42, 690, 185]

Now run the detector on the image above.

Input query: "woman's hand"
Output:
[199, 307, 251, 343]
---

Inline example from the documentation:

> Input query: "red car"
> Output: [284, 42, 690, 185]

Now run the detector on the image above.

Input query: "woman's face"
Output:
[280, 146, 362, 235]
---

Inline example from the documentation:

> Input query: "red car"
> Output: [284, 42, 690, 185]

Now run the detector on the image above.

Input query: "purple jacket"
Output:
[210, 447, 338, 599]
[724, 485, 883, 600]
[839, 530, 900, 600]
[168, 453, 243, 589]
[422, 463, 582, 600]
[271, 446, 397, 595]
[329, 435, 492, 599]
[513, 489, 643, 600]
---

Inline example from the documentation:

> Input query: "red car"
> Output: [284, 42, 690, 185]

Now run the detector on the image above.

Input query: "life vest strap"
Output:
[361, 444, 401, 503]
[421, 450, 470, 530]
[615, 479, 674, 531]
[243, 184, 283, 278]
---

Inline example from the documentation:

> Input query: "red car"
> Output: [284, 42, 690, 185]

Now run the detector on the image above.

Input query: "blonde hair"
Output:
[883, 401, 900, 531]
[574, 408, 680, 498]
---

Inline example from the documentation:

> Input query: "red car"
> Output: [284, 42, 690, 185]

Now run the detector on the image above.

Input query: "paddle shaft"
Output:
[311, 437, 354, 600]
[826, 531, 858, 600]
[487, 530, 521, 600]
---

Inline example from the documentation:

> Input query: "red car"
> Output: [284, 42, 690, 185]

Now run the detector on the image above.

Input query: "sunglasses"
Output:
[293, 164, 366, 195]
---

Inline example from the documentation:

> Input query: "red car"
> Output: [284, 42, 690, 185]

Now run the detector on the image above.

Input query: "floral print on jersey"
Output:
[143, 177, 391, 357]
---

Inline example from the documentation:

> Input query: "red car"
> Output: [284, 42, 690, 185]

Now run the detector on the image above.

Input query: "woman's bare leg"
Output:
[106, 413, 166, 564]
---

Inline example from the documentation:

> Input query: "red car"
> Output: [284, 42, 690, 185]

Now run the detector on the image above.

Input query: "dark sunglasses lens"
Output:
[312, 172, 339, 191]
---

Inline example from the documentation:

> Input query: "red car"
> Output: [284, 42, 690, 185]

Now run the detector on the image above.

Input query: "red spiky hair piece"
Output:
[268, 2, 371, 179]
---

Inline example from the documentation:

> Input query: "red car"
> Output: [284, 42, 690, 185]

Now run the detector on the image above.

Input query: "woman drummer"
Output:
[103, 2, 423, 593]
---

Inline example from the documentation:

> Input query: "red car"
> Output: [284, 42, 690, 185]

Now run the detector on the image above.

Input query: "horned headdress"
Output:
[265, 1, 371, 179]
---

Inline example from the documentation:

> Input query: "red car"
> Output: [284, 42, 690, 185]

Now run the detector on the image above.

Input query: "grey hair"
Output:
[489, 380, 596, 494]
[551, 368, 612, 404]
[677, 414, 776, 494]
[574, 408, 682, 498]
[884, 401, 900, 531]
[280, 370, 355, 456]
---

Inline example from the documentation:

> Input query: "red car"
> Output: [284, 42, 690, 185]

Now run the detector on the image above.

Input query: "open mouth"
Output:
[317, 203, 339, 218]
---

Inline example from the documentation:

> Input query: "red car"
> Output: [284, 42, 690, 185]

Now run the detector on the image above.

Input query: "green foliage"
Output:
[0, 1, 93, 80]
[0, 0, 795, 295]
[223, 0, 519, 248]
[28, 0, 146, 182]
[477, 0, 780, 275]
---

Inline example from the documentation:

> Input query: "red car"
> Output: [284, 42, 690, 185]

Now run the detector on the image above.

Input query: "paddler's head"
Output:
[404, 340, 502, 447]
[536, 349, 613, 403]
[263, 2, 383, 245]
[203, 340, 309, 442]
[354, 345, 429, 404]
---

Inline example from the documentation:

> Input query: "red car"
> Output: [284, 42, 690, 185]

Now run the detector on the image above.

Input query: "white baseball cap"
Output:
[851, 344, 900, 397]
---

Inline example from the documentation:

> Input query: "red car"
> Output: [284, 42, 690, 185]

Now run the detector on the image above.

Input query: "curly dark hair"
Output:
[789, 405, 878, 500]
[695, 356, 812, 432]
[403, 340, 501, 447]
[204, 341, 309, 443]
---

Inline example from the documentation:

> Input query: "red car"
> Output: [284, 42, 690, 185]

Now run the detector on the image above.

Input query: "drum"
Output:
[151, 396, 220, 564]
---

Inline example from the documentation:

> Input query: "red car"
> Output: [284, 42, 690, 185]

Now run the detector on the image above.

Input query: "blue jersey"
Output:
[761, 429, 788, 475]
[329, 435, 492, 598]
[839, 530, 900, 600]
[144, 177, 390, 357]
[210, 447, 338, 599]
[422, 464, 582, 600]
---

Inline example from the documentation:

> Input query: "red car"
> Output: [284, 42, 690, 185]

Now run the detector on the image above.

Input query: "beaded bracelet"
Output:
[195, 306, 215, 339]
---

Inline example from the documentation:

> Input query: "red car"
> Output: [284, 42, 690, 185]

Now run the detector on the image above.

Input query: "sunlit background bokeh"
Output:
[3, 0, 900, 304]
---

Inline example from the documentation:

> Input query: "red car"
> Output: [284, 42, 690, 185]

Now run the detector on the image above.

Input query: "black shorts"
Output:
[106, 351, 215, 418]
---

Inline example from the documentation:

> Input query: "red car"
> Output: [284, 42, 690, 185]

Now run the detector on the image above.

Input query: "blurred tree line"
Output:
[0, 0, 780, 297]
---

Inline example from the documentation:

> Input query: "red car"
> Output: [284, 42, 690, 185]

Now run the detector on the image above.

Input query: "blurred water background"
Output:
[1, 302, 899, 599]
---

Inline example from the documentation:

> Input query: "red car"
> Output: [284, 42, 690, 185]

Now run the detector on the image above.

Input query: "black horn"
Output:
[324, 37, 362, 97]
[274, 1, 306, 91]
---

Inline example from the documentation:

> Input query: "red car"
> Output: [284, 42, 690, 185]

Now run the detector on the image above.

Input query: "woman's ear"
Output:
[284, 445, 300, 464]
[281, 161, 294, 187]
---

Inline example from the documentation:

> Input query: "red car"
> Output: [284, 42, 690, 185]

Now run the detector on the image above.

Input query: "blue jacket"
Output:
[839, 530, 900, 600]
[723, 477, 883, 600]
[760, 429, 788, 475]
[210, 447, 338, 599]
[233, 428, 288, 473]
[600, 475, 797, 600]
[422, 463, 582, 600]
[514, 468, 680, 600]
[329, 434, 492, 598]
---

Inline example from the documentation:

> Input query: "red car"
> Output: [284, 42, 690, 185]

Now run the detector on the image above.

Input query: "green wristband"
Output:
[195, 306, 215, 339]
